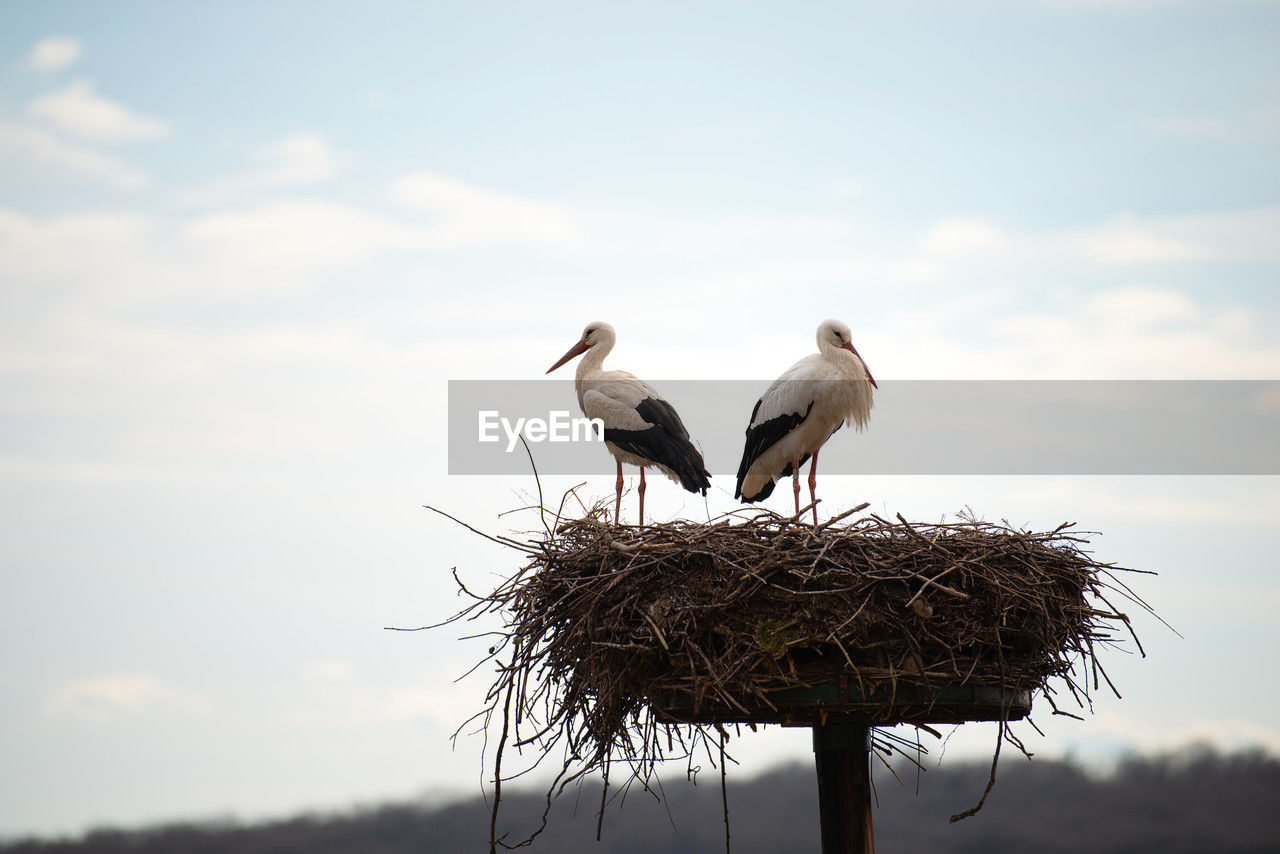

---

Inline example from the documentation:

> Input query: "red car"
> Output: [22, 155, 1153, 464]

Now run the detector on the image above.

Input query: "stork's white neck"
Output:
[576, 336, 613, 380]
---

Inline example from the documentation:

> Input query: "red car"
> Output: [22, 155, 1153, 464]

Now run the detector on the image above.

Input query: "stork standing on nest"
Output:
[547, 322, 711, 526]
[735, 319, 877, 525]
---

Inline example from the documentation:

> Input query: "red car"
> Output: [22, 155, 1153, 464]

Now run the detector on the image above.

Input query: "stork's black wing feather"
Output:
[604, 397, 711, 495]
[734, 400, 815, 501]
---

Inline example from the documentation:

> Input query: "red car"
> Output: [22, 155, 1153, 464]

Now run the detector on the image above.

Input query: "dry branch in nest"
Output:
[417, 496, 1156, 851]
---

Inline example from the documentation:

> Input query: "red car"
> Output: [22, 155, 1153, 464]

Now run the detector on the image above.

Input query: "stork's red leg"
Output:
[792, 457, 802, 518]
[808, 449, 820, 526]
[638, 467, 647, 527]
[614, 457, 623, 525]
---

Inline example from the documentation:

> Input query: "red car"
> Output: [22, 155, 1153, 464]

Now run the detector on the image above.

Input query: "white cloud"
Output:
[910, 206, 1280, 270]
[1151, 205, 1280, 265]
[255, 133, 345, 186]
[43, 672, 205, 722]
[1060, 212, 1212, 264]
[286, 677, 474, 729]
[390, 172, 590, 248]
[0, 171, 592, 302]
[0, 293, 449, 469]
[911, 209, 1243, 268]
[953, 205, 1280, 270]
[920, 217, 1011, 256]
[181, 200, 416, 276]
[178, 133, 347, 205]
[865, 284, 1280, 380]
[0, 123, 150, 190]
[1085, 286, 1195, 325]
[28, 36, 81, 72]
[28, 80, 169, 144]
[174, 174, 588, 283]
[173, 176, 590, 280]
[1086, 710, 1280, 756]
[0, 207, 157, 286]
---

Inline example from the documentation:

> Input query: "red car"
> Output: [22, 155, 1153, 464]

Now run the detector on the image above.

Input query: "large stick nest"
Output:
[428, 498, 1155, 848]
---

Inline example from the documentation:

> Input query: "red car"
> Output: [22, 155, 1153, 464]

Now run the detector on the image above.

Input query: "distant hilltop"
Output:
[3, 746, 1278, 854]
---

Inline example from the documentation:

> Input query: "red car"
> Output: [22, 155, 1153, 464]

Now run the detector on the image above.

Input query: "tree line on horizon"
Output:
[4, 745, 1278, 854]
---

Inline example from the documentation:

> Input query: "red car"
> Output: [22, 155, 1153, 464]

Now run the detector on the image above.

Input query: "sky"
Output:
[1, 0, 1279, 840]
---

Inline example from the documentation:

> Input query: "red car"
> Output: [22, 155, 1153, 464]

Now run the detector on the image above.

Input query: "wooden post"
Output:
[813, 723, 874, 854]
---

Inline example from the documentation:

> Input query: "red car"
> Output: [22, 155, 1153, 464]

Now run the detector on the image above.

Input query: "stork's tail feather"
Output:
[736, 477, 776, 503]
[735, 455, 808, 504]
[672, 445, 712, 496]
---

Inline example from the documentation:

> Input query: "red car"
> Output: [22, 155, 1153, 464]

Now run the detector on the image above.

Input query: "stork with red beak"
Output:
[735, 319, 877, 524]
[547, 322, 711, 525]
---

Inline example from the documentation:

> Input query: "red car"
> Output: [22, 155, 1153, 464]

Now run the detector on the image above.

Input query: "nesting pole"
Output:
[813, 723, 874, 853]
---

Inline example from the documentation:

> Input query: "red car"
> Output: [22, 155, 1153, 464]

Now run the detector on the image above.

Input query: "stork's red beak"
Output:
[546, 338, 591, 374]
[843, 341, 878, 388]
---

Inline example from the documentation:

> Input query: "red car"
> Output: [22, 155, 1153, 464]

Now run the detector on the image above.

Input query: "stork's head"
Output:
[818, 319, 878, 388]
[546, 321, 615, 373]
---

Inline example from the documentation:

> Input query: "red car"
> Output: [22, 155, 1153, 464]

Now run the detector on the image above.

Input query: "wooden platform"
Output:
[653, 679, 1032, 727]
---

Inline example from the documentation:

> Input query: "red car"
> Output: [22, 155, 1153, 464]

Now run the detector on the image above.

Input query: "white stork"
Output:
[547, 322, 711, 525]
[735, 319, 877, 524]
